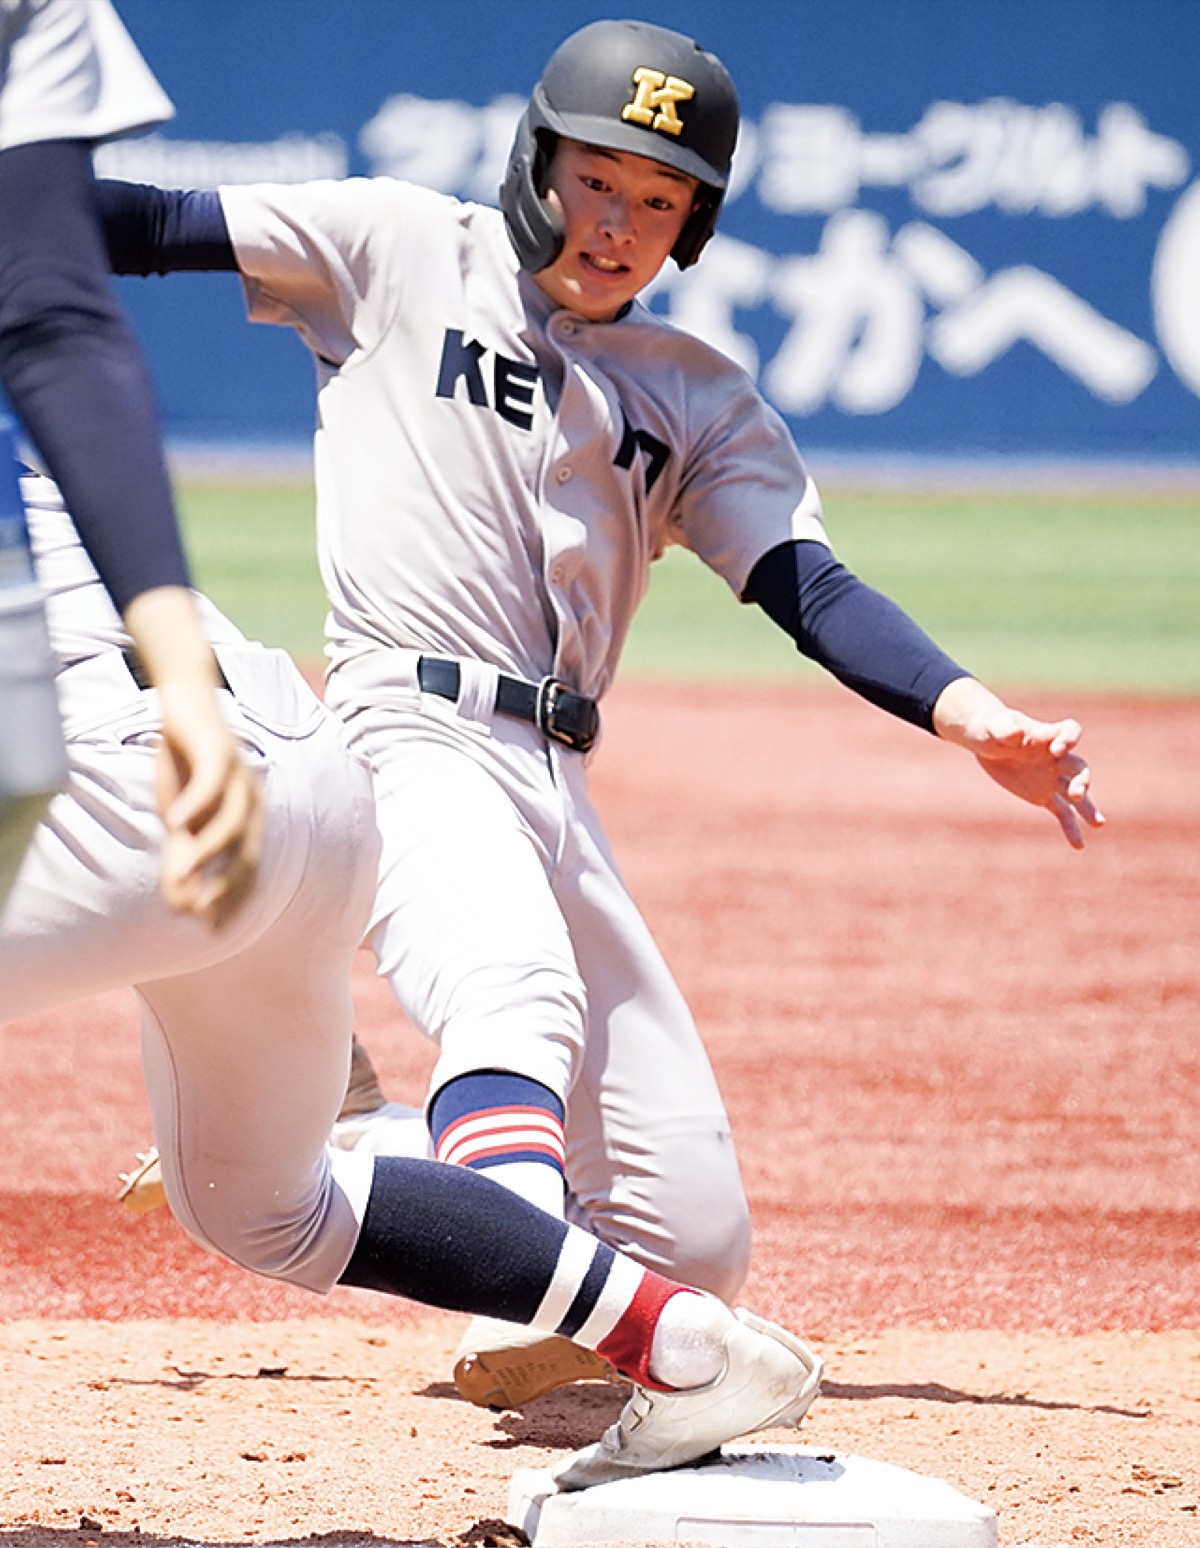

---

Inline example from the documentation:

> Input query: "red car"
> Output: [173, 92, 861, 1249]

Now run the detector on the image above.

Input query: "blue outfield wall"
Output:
[90, 0, 1200, 462]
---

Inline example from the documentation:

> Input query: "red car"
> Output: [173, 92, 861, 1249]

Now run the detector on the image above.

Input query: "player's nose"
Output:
[598, 195, 635, 241]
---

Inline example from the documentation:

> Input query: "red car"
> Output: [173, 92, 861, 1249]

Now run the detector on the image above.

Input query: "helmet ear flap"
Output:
[672, 187, 723, 270]
[500, 114, 564, 273]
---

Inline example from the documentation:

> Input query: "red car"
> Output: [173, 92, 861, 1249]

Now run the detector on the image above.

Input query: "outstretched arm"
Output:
[744, 538, 1104, 847]
[124, 587, 263, 924]
[0, 142, 260, 926]
[743, 538, 968, 731]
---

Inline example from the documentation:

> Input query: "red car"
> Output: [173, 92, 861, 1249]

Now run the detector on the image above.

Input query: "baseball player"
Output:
[0, 0, 260, 924]
[1, 455, 824, 1491]
[97, 17, 1103, 1413]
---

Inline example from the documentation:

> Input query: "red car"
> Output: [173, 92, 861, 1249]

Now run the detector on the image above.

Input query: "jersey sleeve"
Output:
[0, 0, 174, 152]
[219, 178, 446, 368]
[667, 349, 830, 595]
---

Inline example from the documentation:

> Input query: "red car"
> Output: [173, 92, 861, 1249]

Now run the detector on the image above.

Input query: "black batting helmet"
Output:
[500, 19, 739, 273]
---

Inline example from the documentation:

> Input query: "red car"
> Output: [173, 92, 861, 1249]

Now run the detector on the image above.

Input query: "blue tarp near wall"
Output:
[93, 0, 1200, 460]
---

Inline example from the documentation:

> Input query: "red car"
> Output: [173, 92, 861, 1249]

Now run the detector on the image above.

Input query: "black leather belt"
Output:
[417, 656, 599, 753]
[123, 647, 232, 695]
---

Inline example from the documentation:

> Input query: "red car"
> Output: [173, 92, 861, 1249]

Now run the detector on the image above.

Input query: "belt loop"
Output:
[454, 658, 500, 729]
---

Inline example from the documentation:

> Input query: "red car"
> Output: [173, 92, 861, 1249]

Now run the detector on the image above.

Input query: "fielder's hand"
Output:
[123, 587, 264, 928]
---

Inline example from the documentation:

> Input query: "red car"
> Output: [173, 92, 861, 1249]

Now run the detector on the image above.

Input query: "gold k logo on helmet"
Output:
[620, 68, 696, 137]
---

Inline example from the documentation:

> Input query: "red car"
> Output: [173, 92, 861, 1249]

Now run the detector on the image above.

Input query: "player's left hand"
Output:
[932, 679, 1105, 849]
[967, 710, 1103, 849]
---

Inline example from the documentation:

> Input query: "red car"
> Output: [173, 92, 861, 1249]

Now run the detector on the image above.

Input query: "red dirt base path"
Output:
[1, 682, 1197, 1547]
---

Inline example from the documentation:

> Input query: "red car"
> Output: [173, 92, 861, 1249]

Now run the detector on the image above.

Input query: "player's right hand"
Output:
[154, 684, 263, 929]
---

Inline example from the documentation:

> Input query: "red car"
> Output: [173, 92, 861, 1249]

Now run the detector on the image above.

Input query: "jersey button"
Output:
[555, 465, 573, 483]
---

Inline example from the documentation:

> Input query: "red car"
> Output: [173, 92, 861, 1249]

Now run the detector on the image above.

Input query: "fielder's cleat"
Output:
[116, 1146, 166, 1214]
[550, 1307, 823, 1491]
[454, 1315, 621, 1411]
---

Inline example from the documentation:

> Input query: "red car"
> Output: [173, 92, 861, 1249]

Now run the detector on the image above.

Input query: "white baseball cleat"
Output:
[454, 1315, 621, 1411]
[551, 1307, 823, 1491]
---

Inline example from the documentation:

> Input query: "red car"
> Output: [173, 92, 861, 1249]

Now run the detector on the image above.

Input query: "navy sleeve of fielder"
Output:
[743, 539, 970, 733]
[0, 140, 190, 611]
[95, 180, 238, 274]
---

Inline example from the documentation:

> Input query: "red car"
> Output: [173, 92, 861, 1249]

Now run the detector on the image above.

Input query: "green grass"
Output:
[176, 477, 1200, 694]
[176, 480, 328, 663]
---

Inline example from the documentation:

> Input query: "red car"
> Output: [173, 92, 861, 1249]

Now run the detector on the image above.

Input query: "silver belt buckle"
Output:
[535, 677, 599, 752]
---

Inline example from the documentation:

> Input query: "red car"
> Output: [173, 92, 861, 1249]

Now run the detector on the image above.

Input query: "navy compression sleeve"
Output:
[743, 539, 969, 732]
[95, 179, 236, 274]
[0, 140, 189, 611]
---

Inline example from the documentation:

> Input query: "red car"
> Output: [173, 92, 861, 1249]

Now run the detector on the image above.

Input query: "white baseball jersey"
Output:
[0, 0, 173, 152]
[0, 469, 381, 1294]
[220, 178, 829, 701]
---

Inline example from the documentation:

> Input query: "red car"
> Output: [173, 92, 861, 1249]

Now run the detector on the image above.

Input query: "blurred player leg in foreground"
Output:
[118, 1037, 430, 1213]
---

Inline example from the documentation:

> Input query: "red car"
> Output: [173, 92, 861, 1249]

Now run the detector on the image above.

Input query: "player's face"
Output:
[535, 138, 699, 321]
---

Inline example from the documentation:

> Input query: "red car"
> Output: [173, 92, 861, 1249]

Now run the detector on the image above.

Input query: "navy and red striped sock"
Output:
[429, 1070, 566, 1214]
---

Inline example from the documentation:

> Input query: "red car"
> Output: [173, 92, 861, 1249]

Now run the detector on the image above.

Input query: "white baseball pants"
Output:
[328, 653, 752, 1300]
[0, 645, 380, 1292]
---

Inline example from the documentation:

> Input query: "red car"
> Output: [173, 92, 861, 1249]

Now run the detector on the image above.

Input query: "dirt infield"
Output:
[1, 682, 1197, 1546]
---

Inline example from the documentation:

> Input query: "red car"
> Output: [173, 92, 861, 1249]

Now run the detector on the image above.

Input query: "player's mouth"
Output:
[582, 252, 629, 275]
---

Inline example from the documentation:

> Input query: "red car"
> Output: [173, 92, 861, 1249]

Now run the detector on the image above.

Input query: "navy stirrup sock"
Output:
[338, 1156, 569, 1320]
